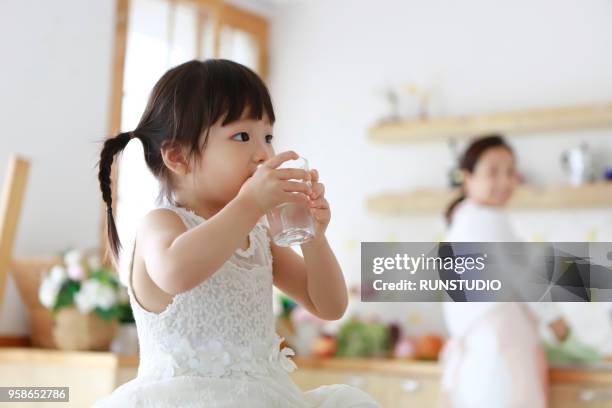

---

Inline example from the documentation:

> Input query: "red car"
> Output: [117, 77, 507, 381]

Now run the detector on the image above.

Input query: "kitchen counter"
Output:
[291, 357, 612, 384]
[288, 357, 612, 407]
[0, 349, 611, 407]
[116, 354, 612, 381]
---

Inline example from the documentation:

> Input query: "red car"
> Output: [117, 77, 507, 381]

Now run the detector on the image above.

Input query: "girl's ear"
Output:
[161, 142, 190, 176]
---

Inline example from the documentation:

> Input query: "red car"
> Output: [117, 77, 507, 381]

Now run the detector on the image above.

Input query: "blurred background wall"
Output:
[268, 0, 612, 334]
[0, 0, 116, 333]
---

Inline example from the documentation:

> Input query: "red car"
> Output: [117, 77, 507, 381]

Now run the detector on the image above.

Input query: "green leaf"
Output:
[89, 269, 119, 289]
[52, 281, 81, 312]
[117, 303, 135, 323]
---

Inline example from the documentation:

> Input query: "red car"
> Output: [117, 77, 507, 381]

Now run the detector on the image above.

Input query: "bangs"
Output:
[204, 59, 275, 127]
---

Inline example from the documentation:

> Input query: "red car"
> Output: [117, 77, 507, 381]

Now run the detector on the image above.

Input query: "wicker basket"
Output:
[11, 258, 117, 350]
[53, 306, 118, 351]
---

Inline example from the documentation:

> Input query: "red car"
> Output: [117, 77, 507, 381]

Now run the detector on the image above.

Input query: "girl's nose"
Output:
[253, 143, 273, 163]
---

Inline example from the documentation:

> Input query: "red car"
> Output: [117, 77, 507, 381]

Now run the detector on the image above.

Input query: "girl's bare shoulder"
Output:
[137, 208, 188, 246]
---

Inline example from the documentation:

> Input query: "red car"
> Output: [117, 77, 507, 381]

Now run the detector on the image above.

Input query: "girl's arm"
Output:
[270, 168, 348, 320]
[139, 151, 310, 295]
[139, 193, 262, 295]
[271, 235, 348, 321]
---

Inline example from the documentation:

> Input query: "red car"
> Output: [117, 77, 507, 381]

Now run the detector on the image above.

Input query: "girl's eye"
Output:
[265, 135, 274, 143]
[231, 132, 249, 142]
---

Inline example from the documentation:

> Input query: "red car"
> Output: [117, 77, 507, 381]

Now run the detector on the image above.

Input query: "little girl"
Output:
[94, 59, 380, 407]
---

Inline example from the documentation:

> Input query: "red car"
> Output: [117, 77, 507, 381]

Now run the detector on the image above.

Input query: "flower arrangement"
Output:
[36, 249, 133, 351]
[38, 249, 131, 322]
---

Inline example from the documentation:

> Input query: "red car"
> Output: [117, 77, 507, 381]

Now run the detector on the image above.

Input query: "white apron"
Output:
[440, 199, 552, 408]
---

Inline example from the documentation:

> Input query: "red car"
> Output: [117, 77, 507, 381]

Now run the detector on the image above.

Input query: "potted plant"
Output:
[37, 250, 126, 351]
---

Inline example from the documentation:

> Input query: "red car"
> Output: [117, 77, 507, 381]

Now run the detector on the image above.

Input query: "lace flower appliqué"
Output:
[152, 334, 297, 379]
[270, 336, 297, 373]
[154, 334, 231, 379]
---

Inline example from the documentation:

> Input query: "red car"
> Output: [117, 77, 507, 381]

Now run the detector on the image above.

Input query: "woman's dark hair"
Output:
[97, 59, 275, 265]
[445, 134, 513, 225]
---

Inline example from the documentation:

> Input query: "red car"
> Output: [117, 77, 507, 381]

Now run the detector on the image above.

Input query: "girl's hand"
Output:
[238, 151, 312, 215]
[306, 168, 330, 237]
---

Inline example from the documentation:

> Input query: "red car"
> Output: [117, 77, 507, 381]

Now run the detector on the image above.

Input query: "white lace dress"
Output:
[93, 203, 381, 408]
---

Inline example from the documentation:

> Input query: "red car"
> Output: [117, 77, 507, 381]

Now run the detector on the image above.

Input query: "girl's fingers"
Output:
[266, 151, 299, 169]
[281, 180, 312, 195]
[308, 196, 328, 209]
[309, 182, 324, 199]
[284, 191, 309, 205]
[310, 169, 319, 184]
[309, 206, 330, 219]
[276, 168, 311, 182]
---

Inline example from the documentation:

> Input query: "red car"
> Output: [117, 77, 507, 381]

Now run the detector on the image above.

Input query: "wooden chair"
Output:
[0, 154, 61, 348]
[0, 154, 29, 317]
[0, 155, 121, 404]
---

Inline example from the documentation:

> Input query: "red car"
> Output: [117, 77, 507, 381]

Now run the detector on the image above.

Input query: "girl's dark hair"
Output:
[97, 59, 275, 265]
[445, 134, 513, 225]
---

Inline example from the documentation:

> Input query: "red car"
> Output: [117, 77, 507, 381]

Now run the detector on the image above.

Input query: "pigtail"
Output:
[97, 131, 135, 264]
[93, 59, 277, 263]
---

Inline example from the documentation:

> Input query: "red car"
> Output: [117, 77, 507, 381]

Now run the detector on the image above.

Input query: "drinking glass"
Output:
[265, 156, 315, 246]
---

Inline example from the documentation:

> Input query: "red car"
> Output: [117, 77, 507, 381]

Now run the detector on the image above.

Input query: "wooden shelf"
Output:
[366, 182, 612, 216]
[368, 103, 612, 144]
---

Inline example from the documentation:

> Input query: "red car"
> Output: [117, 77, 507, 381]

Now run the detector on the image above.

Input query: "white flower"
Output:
[95, 284, 118, 309]
[171, 337, 197, 376]
[269, 336, 297, 373]
[38, 277, 62, 308]
[231, 347, 254, 372]
[152, 351, 178, 379]
[150, 334, 302, 379]
[193, 339, 232, 377]
[74, 287, 96, 314]
[278, 347, 297, 372]
[64, 249, 83, 267]
[156, 336, 236, 378]
[67, 265, 85, 281]
[74, 280, 118, 314]
[49, 265, 68, 286]
[38, 266, 68, 309]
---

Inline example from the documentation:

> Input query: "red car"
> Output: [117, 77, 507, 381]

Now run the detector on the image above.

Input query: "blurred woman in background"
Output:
[439, 135, 570, 408]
